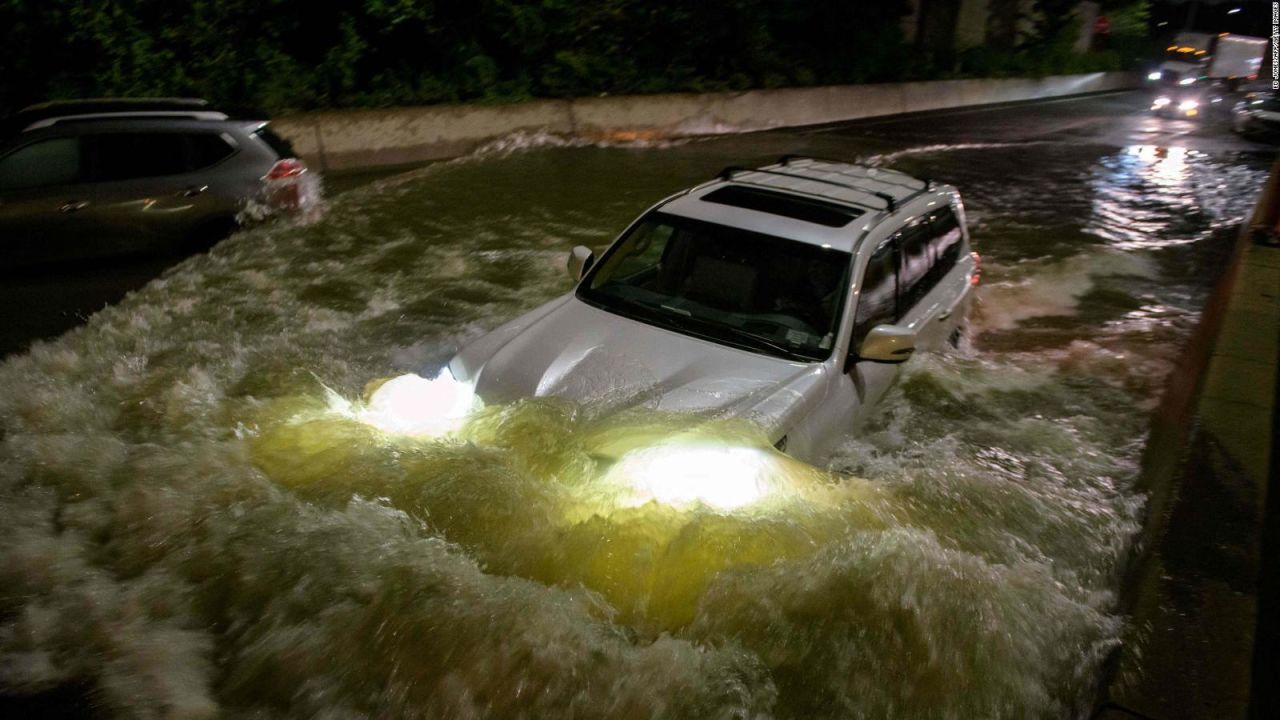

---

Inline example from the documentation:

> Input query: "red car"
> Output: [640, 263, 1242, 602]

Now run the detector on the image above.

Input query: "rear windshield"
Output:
[253, 126, 296, 159]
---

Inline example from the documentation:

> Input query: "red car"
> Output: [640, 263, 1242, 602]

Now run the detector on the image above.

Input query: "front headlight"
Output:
[1178, 77, 1196, 86]
[1179, 99, 1199, 112]
[1147, 71, 1162, 81]
[606, 443, 781, 511]
[359, 368, 482, 437]
[1152, 96, 1171, 108]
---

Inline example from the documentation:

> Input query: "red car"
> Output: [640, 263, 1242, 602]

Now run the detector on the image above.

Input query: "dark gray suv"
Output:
[0, 98, 309, 270]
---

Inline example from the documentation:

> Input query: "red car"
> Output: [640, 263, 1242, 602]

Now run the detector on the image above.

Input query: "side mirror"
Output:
[855, 324, 916, 364]
[567, 245, 595, 281]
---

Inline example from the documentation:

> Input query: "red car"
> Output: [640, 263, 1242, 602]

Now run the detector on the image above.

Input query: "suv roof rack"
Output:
[778, 155, 932, 192]
[19, 97, 211, 114]
[718, 157, 933, 214]
[5, 98, 231, 135]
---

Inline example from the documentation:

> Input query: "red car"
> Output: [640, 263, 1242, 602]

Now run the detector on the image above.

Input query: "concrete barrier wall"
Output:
[272, 71, 1139, 172]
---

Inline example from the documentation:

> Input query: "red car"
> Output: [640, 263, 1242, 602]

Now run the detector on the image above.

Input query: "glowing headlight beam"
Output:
[605, 444, 781, 511]
[356, 368, 481, 438]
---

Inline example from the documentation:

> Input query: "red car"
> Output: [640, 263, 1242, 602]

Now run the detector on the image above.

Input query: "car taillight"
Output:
[970, 251, 982, 286]
[266, 158, 307, 180]
[263, 158, 309, 212]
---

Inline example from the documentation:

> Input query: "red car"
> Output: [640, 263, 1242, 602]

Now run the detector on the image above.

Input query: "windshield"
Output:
[577, 212, 851, 361]
[1163, 46, 1207, 65]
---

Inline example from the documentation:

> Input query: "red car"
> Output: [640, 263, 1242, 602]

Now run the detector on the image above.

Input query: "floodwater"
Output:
[0, 101, 1271, 718]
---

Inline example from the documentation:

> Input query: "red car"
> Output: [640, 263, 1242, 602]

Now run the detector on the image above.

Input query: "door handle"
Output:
[180, 185, 209, 197]
[936, 310, 952, 321]
[59, 200, 89, 213]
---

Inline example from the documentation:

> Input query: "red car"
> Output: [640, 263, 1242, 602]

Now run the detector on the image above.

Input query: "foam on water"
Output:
[0, 139, 1266, 718]
[975, 250, 1158, 331]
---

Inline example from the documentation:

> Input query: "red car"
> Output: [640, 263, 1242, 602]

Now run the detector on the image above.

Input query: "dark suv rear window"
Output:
[253, 127, 295, 159]
[84, 133, 186, 181]
[700, 186, 863, 228]
[82, 132, 235, 182]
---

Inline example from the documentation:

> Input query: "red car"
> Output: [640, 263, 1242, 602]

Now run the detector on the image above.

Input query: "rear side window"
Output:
[81, 132, 236, 182]
[0, 137, 80, 190]
[253, 127, 296, 159]
[83, 133, 188, 181]
[852, 240, 898, 352]
[927, 205, 963, 282]
[896, 217, 934, 310]
[186, 133, 235, 170]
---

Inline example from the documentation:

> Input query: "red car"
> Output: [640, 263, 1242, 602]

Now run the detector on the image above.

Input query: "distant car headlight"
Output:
[1152, 96, 1171, 108]
[1178, 77, 1196, 86]
[1147, 71, 1163, 81]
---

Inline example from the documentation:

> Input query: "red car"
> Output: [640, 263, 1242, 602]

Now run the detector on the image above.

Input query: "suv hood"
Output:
[456, 298, 827, 436]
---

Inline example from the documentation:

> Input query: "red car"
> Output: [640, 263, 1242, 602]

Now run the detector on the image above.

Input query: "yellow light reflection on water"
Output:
[253, 390, 888, 629]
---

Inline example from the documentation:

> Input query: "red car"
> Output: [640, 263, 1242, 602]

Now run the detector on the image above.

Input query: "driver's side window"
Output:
[851, 240, 897, 354]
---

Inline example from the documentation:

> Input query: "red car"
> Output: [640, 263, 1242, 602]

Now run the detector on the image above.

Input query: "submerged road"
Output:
[0, 90, 1274, 719]
[1, 90, 1269, 357]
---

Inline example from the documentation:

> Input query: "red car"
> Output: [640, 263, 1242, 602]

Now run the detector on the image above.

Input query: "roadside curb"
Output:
[1096, 158, 1280, 719]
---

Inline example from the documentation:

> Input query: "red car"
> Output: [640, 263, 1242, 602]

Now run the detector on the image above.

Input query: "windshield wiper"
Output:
[659, 308, 812, 361]
[713, 323, 812, 360]
[580, 289, 815, 362]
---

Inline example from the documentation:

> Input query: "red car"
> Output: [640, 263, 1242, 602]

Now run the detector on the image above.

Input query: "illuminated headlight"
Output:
[1147, 71, 1162, 81]
[1179, 99, 1199, 112]
[359, 368, 481, 437]
[1152, 96, 1171, 108]
[606, 443, 780, 511]
[1178, 77, 1196, 86]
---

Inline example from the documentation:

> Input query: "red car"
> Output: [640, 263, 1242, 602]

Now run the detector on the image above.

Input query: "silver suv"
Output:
[0, 98, 309, 269]
[446, 157, 979, 464]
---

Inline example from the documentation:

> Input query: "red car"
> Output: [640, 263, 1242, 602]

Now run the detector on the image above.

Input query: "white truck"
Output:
[1153, 31, 1266, 91]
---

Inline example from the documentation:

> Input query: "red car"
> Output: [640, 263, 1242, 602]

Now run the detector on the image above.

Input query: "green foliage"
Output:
[1105, 1, 1151, 39]
[0, 0, 1151, 118]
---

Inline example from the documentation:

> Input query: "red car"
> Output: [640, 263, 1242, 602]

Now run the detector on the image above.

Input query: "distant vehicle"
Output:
[445, 157, 979, 464]
[1150, 91, 1206, 119]
[0, 98, 310, 270]
[1233, 92, 1280, 139]
[1150, 32, 1266, 91]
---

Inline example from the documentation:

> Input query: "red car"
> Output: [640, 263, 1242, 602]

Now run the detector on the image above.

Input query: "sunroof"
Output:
[701, 186, 862, 228]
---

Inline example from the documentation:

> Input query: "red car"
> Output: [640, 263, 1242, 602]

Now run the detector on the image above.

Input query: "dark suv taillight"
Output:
[266, 158, 307, 181]
[263, 158, 308, 211]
